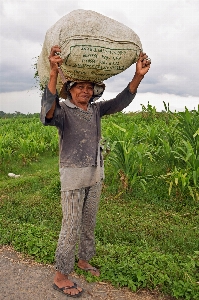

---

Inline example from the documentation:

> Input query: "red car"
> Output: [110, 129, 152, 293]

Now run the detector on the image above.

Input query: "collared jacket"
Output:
[40, 84, 136, 190]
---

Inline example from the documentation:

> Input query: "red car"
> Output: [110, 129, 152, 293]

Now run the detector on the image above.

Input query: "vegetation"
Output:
[0, 104, 199, 299]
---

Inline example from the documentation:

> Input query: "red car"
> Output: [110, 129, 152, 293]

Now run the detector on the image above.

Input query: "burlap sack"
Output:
[37, 9, 142, 96]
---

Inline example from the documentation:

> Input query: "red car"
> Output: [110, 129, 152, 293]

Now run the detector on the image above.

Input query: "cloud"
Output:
[0, 88, 198, 115]
[0, 89, 42, 114]
[0, 0, 199, 108]
[103, 91, 199, 113]
[1, 1, 60, 42]
[0, 37, 40, 92]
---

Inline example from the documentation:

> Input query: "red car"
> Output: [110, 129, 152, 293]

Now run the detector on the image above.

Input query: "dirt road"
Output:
[0, 246, 173, 300]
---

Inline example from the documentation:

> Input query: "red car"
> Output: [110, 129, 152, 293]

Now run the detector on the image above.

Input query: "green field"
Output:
[0, 105, 199, 299]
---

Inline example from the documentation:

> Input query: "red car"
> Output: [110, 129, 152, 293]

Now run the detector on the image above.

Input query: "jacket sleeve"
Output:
[40, 85, 64, 129]
[97, 84, 136, 117]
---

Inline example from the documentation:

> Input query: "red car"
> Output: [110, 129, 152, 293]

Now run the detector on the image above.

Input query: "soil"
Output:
[0, 245, 174, 300]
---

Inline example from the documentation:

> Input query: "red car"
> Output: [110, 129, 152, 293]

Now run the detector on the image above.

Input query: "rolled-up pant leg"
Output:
[55, 189, 85, 275]
[78, 181, 102, 261]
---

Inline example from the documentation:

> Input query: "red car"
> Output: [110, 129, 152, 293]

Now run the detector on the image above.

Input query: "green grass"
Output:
[0, 155, 199, 299]
[0, 111, 199, 299]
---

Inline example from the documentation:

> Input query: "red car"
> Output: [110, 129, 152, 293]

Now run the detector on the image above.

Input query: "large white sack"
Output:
[37, 9, 142, 96]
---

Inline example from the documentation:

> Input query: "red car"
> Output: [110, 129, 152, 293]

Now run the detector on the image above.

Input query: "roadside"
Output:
[0, 245, 173, 300]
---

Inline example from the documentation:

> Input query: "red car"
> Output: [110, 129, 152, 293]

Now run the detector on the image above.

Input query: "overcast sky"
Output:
[0, 0, 198, 113]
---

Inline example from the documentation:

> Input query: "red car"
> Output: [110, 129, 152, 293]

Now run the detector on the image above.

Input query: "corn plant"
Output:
[157, 124, 178, 171]
[174, 108, 199, 190]
[161, 129, 199, 200]
[160, 166, 199, 201]
[0, 116, 58, 171]
[176, 107, 199, 152]
[156, 108, 199, 200]
[104, 122, 152, 191]
[173, 139, 199, 190]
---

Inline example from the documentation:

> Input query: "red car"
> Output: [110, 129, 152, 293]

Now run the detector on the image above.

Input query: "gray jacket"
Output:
[41, 84, 136, 167]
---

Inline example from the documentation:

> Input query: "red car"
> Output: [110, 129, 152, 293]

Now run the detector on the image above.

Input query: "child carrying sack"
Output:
[37, 9, 142, 98]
